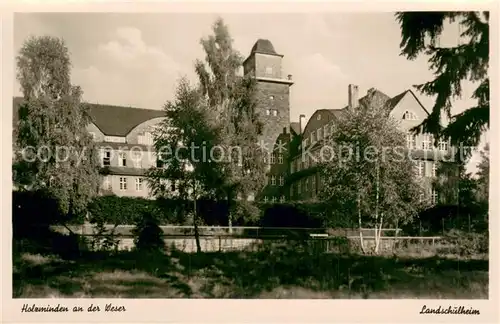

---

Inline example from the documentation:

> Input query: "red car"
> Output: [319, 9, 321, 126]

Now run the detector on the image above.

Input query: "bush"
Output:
[132, 211, 165, 252]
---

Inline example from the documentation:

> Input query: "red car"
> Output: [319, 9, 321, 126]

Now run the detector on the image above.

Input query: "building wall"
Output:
[254, 54, 283, 79]
[288, 90, 451, 204]
[255, 80, 291, 150]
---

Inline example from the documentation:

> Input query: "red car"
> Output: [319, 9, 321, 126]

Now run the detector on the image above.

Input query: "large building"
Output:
[12, 38, 451, 204]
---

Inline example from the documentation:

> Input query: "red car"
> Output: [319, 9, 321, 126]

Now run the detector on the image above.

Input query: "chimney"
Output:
[367, 87, 375, 96]
[299, 114, 306, 135]
[348, 84, 359, 110]
[287, 74, 293, 81]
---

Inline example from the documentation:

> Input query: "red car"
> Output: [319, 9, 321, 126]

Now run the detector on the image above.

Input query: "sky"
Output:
[13, 12, 487, 173]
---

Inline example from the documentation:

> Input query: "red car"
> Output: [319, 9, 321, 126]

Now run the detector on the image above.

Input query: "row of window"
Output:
[102, 176, 145, 192]
[414, 160, 438, 177]
[301, 123, 333, 150]
[265, 154, 284, 165]
[406, 133, 449, 151]
[268, 175, 285, 186]
[265, 109, 279, 117]
[263, 195, 286, 203]
[89, 132, 155, 146]
[420, 188, 438, 204]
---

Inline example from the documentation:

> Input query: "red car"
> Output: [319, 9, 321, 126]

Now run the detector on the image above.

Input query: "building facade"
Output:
[13, 38, 452, 205]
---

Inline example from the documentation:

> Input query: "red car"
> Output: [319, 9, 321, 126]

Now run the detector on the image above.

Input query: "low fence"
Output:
[49, 225, 441, 254]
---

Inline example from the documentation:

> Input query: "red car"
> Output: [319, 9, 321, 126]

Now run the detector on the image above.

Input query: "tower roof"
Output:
[249, 39, 283, 57]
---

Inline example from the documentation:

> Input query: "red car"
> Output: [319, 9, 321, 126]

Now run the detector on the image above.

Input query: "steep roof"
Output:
[12, 97, 166, 137]
[249, 39, 283, 57]
[87, 102, 165, 136]
[290, 122, 300, 135]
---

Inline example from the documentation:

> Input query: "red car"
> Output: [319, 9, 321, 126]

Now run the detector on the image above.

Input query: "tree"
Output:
[147, 78, 218, 253]
[319, 105, 423, 254]
[15, 36, 100, 220]
[396, 12, 489, 153]
[475, 143, 489, 224]
[194, 18, 267, 231]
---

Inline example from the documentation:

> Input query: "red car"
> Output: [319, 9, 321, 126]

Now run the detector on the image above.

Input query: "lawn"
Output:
[13, 243, 488, 299]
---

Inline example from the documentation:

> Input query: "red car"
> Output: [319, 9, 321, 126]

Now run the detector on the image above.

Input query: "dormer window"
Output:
[266, 109, 271, 116]
[269, 95, 274, 100]
[317, 114, 321, 120]
[272, 109, 278, 117]
[403, 111, 417, 120]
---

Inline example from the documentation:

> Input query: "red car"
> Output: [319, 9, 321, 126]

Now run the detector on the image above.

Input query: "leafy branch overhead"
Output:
[396, 12, 489, 149]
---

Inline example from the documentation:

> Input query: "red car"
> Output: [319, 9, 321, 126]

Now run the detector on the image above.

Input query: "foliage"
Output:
[194, 18, 267, 226]
[87, 195, 187, 225]
[14, 35, 100, 218]
[319, 105, 423, 230]
[441, 229, 488, 256]
[476, 143, 489, 204]
[132, 211, 165, 253]
[396, 12, 489, 152]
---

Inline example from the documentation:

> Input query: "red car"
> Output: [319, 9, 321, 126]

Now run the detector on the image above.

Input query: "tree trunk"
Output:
[374, 213, 383, 254]
[373, 161, 380, 254]
[227, 190, 233, 234]
[358, 193, 366, 254]
[193, 182, 201, 253]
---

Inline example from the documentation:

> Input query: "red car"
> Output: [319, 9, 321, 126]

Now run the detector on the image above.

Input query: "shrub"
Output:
[132, 211, 165, 252]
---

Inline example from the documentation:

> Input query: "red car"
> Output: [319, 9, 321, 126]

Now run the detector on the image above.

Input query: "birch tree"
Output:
[319, 105, 423, 254]
[14, 35, 100, 220]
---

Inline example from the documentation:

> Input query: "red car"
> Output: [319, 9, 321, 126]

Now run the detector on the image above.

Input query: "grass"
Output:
[13, 242, 488, 299]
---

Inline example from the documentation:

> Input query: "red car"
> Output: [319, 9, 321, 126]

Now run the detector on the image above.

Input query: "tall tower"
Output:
[243, 39, 293, 149]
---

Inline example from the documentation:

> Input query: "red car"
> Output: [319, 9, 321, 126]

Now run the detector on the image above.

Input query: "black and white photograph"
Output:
[3, 3, 496, 322]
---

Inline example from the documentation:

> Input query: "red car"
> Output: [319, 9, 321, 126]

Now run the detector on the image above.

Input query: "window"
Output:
[280, 196, 285, 203]
[263, 196, 268, 203]
[438, 139, 449, 151]
[305, 178, 309, 191]
[102, 150, 111, 166]
[312, 176, 316, 191]
[432, 162, 438, 177]
[270, 154, 276, 164]
[133, 151, 142, 168]
[311, 131, 316, 143]
[103, 176, 111, 191]
[278, 154, 283, 164]
[171, 180, 176, 192]
[324, 125, 329, 138]
[422, 134, 433, 150]
[303, 138, 309, 148]
[266, 109, 271, 116]
[431, 188, 438, 204]
[139, 132, 154, 146]
[271, 196, 277, 203]
[272, 109, 278, 117]
[118, 152, 127, 167]
[265, 67, 273, 75]
[290, 160, 295, 173]
[119, 177, 127, 191]
[317, 114, 321, 120]
[304, 156, 309, 169]
[135, 178, 143, 191]
[403, 111, 417, 120]
[317, 128, 323, 141]
[279, 176, 284, 186]
[417, 161, 424, 177]
[298, 182, 302, 194]
[406, 133, 416, 149]
[271, 176, 276, 185]
[156, 153, 165, 168]
[419, 192, 425, 203]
